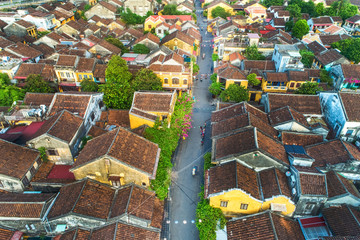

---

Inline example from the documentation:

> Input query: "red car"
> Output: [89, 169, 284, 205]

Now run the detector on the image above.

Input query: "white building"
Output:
[272, 44, 304, 72]
[22, 11, 56, 30]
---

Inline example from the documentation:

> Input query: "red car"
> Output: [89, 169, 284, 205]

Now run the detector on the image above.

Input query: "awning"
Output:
[59, 82, 76, 86]
[300, 217, 327, 228]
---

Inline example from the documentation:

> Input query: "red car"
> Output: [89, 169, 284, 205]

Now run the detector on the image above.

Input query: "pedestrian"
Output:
[200, 126, 203, 133]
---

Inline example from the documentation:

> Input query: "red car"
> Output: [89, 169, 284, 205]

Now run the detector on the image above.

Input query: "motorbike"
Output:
[192, 166, 198, 176]
[202, 53, 205, 59]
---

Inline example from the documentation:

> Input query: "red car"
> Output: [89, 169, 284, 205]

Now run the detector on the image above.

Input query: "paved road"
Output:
[168, 2, 214, 239]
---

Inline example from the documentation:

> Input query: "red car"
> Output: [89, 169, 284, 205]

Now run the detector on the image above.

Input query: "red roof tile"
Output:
[323, 205, 360, 236]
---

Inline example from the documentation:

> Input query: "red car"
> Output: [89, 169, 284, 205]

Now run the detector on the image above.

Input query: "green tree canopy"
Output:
[24, 74, 54, 93]
[0, 73, 10, 87]
[320, 69, 333, 86]
[210, 73, 217, 83]
[105, 36, 129, 54]
[162, 4, 185, 15]
[286, 4, 302, 18]
[285, 20, 294, 32]
[105, 55, 132, 84]
[220, 84, 249, 102]
[0, 85, 24, 106]
[211, 6, 231, 19]
[209, 82, 223, 96]
[120, 8, 152, 25]
[295, 82, 323, 95]
[193, 64, 200, 75]
[80, 79, 99, 92]
[331, 38, 360, 63]
[327, 0, 358, 20]
[99, 82, 134, 109]
[243, 45, 265, 60]
[292, 19, 309, 39]
[299, 49, 315, 68]
[212, 53, 219, 61]
[133, 69, 163, 91]
[262, 0, 284, 7]
[133, 44, 150, 54]
[247, 73, 260, 86]
[315, 3, 325, 16]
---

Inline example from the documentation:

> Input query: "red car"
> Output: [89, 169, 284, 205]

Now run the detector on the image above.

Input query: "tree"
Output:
[327, 0, 358, 20]
[211, 6, 231, 19]
[262, 0, 284, 7]
[300, 1, 316, 16]
[295, 82, 323, 95]
[24, 74, 53, 93]
[299, 49, 315, 68]
[247, 73, 260, 86]
[99, 82, 134, 109]
[243, 45, 265, 60]
[162, 4, 181, 15]
[105, 36, 129, 54]
[133, 44, 150, 54]
[133, 69, 163, 91]
[220, 84, 249, 102]
[315, 3, 325, 16]
[209, 82, 223, 96]
[285, 20, 294, 32]
[105, 55, 132, 84]
[210, 73, 217, 83]
[120, 8, 148, 25]
[332, 38, 360, 63]
[193, 64, 200, 75]
[320, 69, 333, 86]
[287, 4, 302, 18]
[212, 53, 219, 61]
[292, 19, 309, 39]
[80, 79, 99, 92]
[0, 73, 10, 87]
[0, 85, 24, 106]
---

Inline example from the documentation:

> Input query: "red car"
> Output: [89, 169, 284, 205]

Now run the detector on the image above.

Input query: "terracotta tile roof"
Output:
[93, 63, 107, 78]
[0, 227, 18, 240]
[207, 161, 260, 199]
[56, 55, 78, 67]
[49, 179, 115, 220]
[87, 125, 107, 138]
[72, 128, 159, 175]
[148, 64, 183, 73]
[75, 57, 95, 72]
[6, 44, 42, 59]
[273, 18, 285, 26]
[182, 27, 201, 42]
[161, 30, 195, 46]
[31, 43, 55, 58]
[259, 167, 290, 199]
[164, 52, 184, 65]
[91, 224, 116, 239]
[323, 205, 360, 236]
[257, 130, 289, 165]
[346, 14, 360, 23]
[299, 171, 327, 195]
[132, 91, 175, 113]
[315, 49, 346, 66]
[218, 66, 246, 80]
[288, 70, 309, 81]
[30, 110, 83, 143]
[135, 32, 160, 45]
[30, 161, 75, 184]
[339, 92, 360, 122]
[266, 93, 322, 115]
[229, 52, 245, 62]
[115, 221, 160, 239]
[48, 93, 92, 118]
[265, 72, 289, 82]
[130, 108, 158, 121]
[327, 170, 360, 198]
[212, 102, 269, 123]
[281, 132, 324, 146]
[343, 142, 360, 161]
[319, 34, 350, 46]
[341, 64, 360, 79]
[307, 41, 327, 55]
[14, 20, 34, 28]
[306, 139, 359, 167]
[212, 112, 278, 139]
[0, 139, 39, 179]
[227, 211, 304, 240]
[99, 1, 118, 13]
[243, 60, 276, 71]
[151, 198, 164, 228]
[116, 28, 143, 39]
[15, 63, 45, 78]
[98, 39, 122, 55]
[0, 36, 14, 49]
[313, 16, 333, 24]
[96, 109, 130, 128]
[23, 92, 54, 106]
[268, 106, 309, 127]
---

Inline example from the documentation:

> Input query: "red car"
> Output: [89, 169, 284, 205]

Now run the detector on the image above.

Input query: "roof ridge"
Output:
[268, 211, 278, 239]
[256, 170, 264, 201]
[333, 171, 349, 195]
[106, 127, 120, 155]
[347, 205, 360, 228]
[70, 179, 88, 213]
[273, 168, 282, 196]
[125, 184, 134, 214]
[108, 186, 119, 220]
[46, 110, 64, 135]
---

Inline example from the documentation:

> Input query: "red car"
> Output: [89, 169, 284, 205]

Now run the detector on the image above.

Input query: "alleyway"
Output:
[166, 2, 215, 239]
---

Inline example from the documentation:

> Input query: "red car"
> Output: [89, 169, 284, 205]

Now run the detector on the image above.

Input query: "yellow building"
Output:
[161, 30, 199, 56]
[206, 0, 235, 20]
[205, 161, 295, 217]
[148, 52, 193, 91]
[244, 3, 267, 19]
[54, 55, 79, 90]
[216, 63, 248, 89]
[70, 127, 161, 188]
[129, 91, 177, 129]
[144, 15, 193, 31]
[75, 57, 96, 84]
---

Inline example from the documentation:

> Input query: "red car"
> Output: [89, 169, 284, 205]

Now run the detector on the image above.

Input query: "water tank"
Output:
[292, 188, 296, 195]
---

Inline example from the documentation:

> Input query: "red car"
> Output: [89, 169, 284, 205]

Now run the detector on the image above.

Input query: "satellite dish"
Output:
[286, 171, 291, 177]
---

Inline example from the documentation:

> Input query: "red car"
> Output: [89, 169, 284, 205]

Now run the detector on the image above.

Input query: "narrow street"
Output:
[167, 2, 215, 239]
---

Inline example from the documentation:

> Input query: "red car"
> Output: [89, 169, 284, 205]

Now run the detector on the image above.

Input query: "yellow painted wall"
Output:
[262, 196, 296, 216]
[55, 69, 78, 82]
[261, 80, 288, 93]
[0, 69, 15, 79]
[207, 3, 235, 20]
[163, 38, 198, 56]
[71, 157, 151, 187]
[248, 91, 262, 102]
[144, 18, 163, 31]
[129, 114, 155, 129]
[155, 71, 191, 90]
[224, 79, 248, 89]
[76, 72, 94, 81]
[209, 189, 296, 217]
[209, 189, 262, 217]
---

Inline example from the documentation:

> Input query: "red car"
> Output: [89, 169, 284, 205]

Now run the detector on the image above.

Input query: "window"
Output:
[91, 112, 95, 121]
[220, 201, 228, 207]
[296, 83, 301, 88]
[346, 129, 354, 136]
[142, 182, 147, 187]
[164, 78, 168, 84]
[304, 203, 316, 214]
[172, 78, 179, 85]
[22, 176, 30, 186]
[183, 79, 188, 85]
[240, 203, 248, 210]
[47, 149, 59, 156]
[290, 82, 295, 88]
[36, 157, 42, 166]
[158, 29, 162, 34]
[84, 75, 88, 79]
[66, 72, 70, 78]
[79, 75, 83, 80]
[148, 24, 151, 29]
[60, 72, 64, 77]
[109, 176, 121, 187]
[30, 166, 36, 175]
